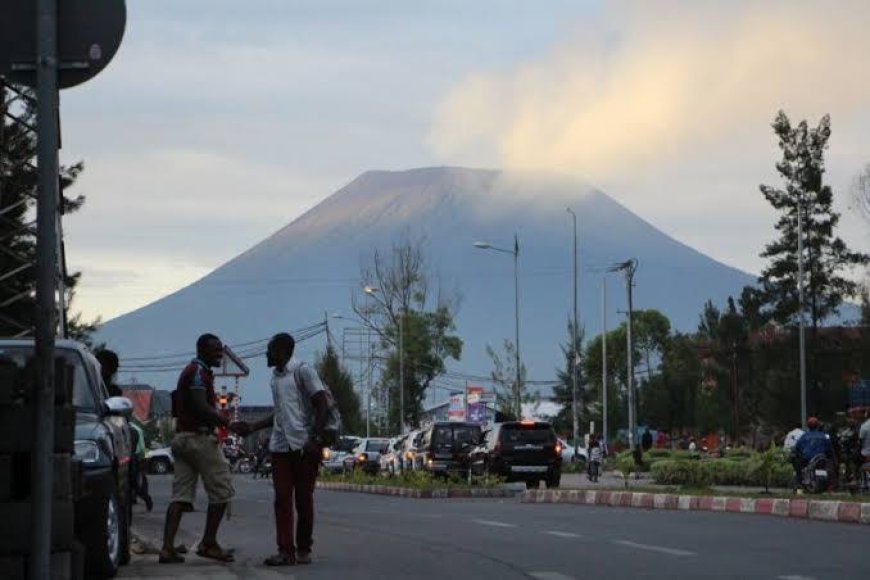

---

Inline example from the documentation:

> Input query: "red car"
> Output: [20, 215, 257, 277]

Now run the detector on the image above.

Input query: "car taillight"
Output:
[555, 442, 562, 456]
[358, 453, 368, 462]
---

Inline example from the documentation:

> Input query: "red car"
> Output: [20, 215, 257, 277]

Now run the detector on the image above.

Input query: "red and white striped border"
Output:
[520, 489, 870, 525]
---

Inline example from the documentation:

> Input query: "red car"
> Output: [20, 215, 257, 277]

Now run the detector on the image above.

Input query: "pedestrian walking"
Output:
[641, 429, 653, 452]
[588, 440, 602, 483]
[159, 333, 245, 564]
[632, 444, 644, 480]
[241, 332, 330, 567]
[129, 421, 153, 511]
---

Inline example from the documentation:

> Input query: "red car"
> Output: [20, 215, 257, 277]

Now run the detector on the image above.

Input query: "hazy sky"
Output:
[61, 0, 869, 324]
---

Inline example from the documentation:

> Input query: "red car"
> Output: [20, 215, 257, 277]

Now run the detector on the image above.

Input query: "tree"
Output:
[0, 82, 97, 340]
[314, 345, 363, 435]
[485, 339, 525, 421]
[550, 320, 587, 438]
[758, 111, 869, 328]
[354, 237, 462, 432]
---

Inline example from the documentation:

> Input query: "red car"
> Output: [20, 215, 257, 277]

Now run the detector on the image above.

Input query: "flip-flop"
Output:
[264, 553, 295, 566]
[158, 550, 185, 564]
[196, 543, 235, 563]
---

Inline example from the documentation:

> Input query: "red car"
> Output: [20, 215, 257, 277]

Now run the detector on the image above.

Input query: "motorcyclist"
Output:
[794, 417, 834, 486]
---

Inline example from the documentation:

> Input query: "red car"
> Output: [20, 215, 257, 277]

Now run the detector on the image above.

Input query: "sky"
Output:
[60, 0, 869, 326]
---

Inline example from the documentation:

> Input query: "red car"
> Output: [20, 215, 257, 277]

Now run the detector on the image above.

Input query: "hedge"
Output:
[650, 450, 793, 488]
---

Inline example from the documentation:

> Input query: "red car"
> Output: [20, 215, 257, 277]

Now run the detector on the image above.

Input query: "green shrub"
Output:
[724, 447, 753, 461]
[646, 449, 674, 460]
[651, 460, 712, 488]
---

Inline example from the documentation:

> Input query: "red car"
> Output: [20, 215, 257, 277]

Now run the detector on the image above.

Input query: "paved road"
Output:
[122, 474, 869, 579]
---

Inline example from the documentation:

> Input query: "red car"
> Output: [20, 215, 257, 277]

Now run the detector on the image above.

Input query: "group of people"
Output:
[158, 331, 330, 567]
[784, 413, 870, 489]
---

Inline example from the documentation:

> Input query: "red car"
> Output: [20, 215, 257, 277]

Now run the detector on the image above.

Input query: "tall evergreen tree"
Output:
[315, 345, 363, 435]
[551, 319, 586, 438]
[758, 111, 869, 328]
[0, 82, 96, 340]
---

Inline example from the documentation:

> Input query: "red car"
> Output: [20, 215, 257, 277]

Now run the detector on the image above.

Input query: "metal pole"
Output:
[602, 278, 608, 444]
[399, 310, 404, 435]
[365, 293, 371, 437]
[626, 264, 636, 451]
[797, 198, 807, 428]
[567, 209, 579, 455]
[33, 0, 60, 577]
[513, 234, 521, 420]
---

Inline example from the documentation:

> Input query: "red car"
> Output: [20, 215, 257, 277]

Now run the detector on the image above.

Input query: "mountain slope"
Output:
[96, 167, 756, 404]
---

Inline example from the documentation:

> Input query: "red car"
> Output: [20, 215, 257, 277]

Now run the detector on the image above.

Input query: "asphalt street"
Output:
[121, 474, 870, 579]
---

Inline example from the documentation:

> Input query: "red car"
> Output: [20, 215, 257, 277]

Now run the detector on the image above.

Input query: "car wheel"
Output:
[84, 482, 123, 578]
[150, 458, 171, 475]
[238, 459, 253, 474]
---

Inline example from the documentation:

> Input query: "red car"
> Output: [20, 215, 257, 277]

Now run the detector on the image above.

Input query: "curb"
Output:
[521, 489, 870, 525]
[316, 481, 520, 499]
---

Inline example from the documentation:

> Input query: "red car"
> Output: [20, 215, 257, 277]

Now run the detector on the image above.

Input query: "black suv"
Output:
[0, 339, 134, 578]
[469, 421, 562, 489]
[419, 422, 482, 478]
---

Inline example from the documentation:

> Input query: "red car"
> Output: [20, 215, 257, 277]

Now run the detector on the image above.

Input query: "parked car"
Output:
[401, 430, 424, 471]
[470, 421, 562, 489]
[322, 436, 362, 474]
[343, 437, 390, 475]
[380, 436, 406, 475]
[558, 438, 588, 464]
[0, 339, 134, 578]
[145, 447, 174, 474]
[419, 422, 482, 478]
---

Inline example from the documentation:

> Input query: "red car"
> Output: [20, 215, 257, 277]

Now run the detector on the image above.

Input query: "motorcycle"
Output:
[254, 457, 272, 479]
[799, 454, 832, 494]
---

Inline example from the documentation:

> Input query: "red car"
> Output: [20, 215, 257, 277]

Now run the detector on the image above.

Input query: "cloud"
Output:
[429, 0, 870, 183]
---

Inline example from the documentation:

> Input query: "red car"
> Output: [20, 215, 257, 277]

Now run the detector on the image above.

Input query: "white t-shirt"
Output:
[784, 428, 804, 451]
[269, 360, 325, 453]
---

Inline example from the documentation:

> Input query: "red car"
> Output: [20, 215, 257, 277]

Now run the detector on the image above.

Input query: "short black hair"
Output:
[270, 332, 295, 355]
[196, 333, 221, 351]
[95, 349, 119, 373]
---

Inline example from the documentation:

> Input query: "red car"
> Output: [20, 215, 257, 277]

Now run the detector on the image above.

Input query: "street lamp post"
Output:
[609, 259, 638, 450]
[602, 277, 608, 445]
[474, 234, 522, 419]
[797, 198, 808, 429]
[567, 208, 580, 456]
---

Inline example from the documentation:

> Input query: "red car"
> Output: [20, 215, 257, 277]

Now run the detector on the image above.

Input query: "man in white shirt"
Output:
[860, 412, 870, 461]
[243, 333, 329, 567]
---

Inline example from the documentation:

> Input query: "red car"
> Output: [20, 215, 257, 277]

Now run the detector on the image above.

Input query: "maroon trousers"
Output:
[271, 450, 319, 556]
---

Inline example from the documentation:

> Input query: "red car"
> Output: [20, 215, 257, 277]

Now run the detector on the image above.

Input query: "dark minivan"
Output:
[470, 421, 562, 489]
[419, 422, 482, 478]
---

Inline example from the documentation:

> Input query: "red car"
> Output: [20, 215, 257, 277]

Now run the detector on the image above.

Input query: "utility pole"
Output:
[797, 197, 808, 428]
[602, 278, 608, 445]
[399, 309, 404, 435]
[609, 259, 638, 450]
[32, 1, 61, 577]
[567, 208, 579, 455]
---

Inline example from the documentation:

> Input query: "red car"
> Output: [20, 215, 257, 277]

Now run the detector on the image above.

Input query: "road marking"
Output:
[611, 540, 695, 557]
[777, 576, 817, 580]
[529, 573, 576, 580]
[544, 531, 582, 539]
[471, 519, 516, 528]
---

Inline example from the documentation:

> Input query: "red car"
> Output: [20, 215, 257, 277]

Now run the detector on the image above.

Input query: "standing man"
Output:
[96, 349, 123, 397]
[159, 333, 244, 564]
[242, 332, 329, 567]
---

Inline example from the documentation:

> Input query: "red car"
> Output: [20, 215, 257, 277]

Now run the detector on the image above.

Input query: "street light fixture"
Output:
[608, 259, 638, 450]
[473, 234, 522, 420]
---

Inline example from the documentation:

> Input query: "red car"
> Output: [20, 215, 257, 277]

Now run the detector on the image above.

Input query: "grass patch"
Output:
[319, 469, 506, 490]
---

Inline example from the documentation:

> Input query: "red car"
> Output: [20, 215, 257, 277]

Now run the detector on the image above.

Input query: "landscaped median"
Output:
[521, 488, 870, 525]
[317, 480, 520, 499]
[316, 470, 520, 499]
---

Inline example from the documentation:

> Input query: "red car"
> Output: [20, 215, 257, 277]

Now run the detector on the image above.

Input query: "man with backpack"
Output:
[238, 332, 336, 567]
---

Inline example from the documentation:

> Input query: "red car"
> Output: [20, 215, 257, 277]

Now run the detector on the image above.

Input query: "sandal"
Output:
[264, 553, 295, 566]
[158, 549, 185, 564]
[196, 543, 235, 563]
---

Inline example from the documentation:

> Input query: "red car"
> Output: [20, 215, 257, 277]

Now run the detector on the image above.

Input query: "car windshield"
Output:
[366, 440, 389, 453]
[0, 346, 98, 411]
[434, 425, 481, 447]
[503, 425, 554, 444]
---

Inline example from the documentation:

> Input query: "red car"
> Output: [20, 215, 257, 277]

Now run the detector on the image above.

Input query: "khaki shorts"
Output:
[170, 432, 234, 505]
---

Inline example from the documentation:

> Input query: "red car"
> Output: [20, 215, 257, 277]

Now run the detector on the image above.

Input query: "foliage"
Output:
[320, 469, 505, 490]
[650, 452, 793, 489]
[551, 319, 588, 435]
[758, 111, 868, 328]
[355, 236, 462, 432]
[650, 460, 712, 489]
[0, 83, 98, 339]
[486, 339, 526, 421]
[315, 345, 363, 435]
